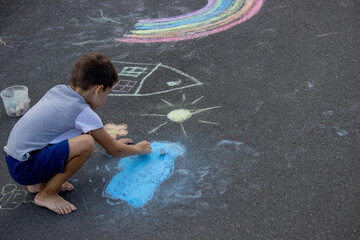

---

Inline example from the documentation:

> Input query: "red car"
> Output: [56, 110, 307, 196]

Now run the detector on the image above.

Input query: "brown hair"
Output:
[70, 53, 118, 90]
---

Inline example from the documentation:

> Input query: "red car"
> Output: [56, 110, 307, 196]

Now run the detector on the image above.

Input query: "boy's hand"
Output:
[136, 141, 152, 155]
[91, 127, 151, 157]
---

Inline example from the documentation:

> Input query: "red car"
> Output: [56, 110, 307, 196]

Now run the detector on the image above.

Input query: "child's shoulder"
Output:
[45, 85, 79, 98]
[50, 84, 71, 92]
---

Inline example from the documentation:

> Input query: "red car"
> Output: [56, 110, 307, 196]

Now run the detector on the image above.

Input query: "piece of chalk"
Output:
[16, 106, 21, 116]
[160, 148, 166, 156]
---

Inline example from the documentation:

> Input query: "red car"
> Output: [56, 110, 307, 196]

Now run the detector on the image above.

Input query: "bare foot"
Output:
[28, 182, 75, 193]
[34, 193, 77, 215]
[117, 138, 134, 144]
[58, 182, 75, 192]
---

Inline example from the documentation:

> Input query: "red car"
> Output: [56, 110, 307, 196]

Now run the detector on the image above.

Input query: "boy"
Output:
[4, 53, 152, 215]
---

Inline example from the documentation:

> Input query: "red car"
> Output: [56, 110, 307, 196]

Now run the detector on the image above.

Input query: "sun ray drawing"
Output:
[141, 95, 221, 137]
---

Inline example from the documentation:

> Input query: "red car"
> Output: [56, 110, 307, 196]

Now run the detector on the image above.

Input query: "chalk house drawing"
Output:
[140, 94, 221, 137]
[109, 62, 202, 97]
[118, 0, 265, 43]
[103, 141, 186, 208]
[0, 184, 31, 210]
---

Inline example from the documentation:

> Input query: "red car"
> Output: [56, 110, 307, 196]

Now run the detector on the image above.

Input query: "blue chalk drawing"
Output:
[104, 141, 186, 208]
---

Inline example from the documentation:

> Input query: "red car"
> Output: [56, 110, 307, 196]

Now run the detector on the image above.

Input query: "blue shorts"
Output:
[5, 139, 69, 185]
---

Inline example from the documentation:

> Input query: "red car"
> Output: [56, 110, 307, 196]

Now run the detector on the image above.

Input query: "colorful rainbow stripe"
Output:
[117, 0, 265, 43]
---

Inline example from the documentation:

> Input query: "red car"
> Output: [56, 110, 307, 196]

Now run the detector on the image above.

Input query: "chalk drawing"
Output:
[0, 37, 6, 46]
[167, 79, 182, 87]
[104, 165, 110, 171]
[112, 80, 137, 93]
[117, 0, 265, 43]
[88, 10, 140, 24]
[140, 94, 221, 136]
[103, 141, 186, 208]
[307, 82, 314, 88]
[152, 140, 261, 215]
[120, 66, 148, 77]
[218, 140, 261, 157]
[84, 139, 261, 217]
[316, 32, 339, 38]
[337, 130, 349, 136]
[87, 10, 122, 23]
[254, 101, 263, 114]
[318, 110, 351, 137]
[0, 184, 31, 210]
[109, 62, 202, 97]
[323, 110, 334, 117]
[103, 123, 128, 139]
[72, 40, 109, 46]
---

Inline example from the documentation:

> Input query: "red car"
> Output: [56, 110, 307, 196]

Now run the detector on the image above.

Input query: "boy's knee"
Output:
[68, 134, 95, 160]
[83, 135, 95, 152]
[78, 135, 95, 156]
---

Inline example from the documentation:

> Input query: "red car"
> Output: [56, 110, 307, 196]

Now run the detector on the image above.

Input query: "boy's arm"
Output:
[90, 127, 152, 158]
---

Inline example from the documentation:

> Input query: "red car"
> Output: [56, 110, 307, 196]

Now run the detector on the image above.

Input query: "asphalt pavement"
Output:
[0, 0, 359, 239]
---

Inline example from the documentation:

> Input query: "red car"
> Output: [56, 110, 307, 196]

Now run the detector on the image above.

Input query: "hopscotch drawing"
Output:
[117, 0, 265, 43]
[110, 61, 203, 97]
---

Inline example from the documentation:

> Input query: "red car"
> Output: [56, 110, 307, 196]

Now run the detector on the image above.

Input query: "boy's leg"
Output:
[34, 134, 95, 215]
[27, 182, 46, 193]
[28, 181, 74, 193]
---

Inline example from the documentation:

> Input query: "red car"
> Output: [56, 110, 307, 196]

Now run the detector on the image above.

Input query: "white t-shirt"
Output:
[5, 85, 103, 161]
[50, 107, 103, 144]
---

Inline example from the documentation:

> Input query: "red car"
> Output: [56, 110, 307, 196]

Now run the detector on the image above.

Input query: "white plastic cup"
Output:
[1, 85, 31, 117]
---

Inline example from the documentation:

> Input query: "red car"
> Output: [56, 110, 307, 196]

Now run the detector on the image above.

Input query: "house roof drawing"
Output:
[109, 61, 203, 97]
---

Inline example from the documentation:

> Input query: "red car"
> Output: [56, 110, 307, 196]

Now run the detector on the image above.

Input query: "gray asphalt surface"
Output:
[0, 0, 359, 239]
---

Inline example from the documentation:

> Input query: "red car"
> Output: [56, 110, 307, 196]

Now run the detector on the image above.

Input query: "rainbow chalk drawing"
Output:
[104, 141, 186, 208]
[117, 0, 265, 43]
[109, 61, 202, 96]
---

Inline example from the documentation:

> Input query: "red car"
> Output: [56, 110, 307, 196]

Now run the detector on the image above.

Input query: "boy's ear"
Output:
[94, 85, 104, 95]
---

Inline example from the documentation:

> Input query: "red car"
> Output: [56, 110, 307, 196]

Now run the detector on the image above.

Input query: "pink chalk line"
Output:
[138, 0, 216, 23]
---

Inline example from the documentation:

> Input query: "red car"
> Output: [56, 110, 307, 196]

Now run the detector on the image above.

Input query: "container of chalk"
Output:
[1, 85, 30, 117]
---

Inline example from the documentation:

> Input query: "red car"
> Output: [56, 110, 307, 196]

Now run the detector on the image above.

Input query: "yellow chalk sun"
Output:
[140, 94, 221, 137]
[167, 109, 192, 123]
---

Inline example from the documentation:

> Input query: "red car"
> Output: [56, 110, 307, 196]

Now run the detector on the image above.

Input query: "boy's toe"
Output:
[56, 207, 63, 215]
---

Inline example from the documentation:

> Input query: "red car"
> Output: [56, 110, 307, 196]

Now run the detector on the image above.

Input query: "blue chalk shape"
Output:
[104, 141, 186, 208]
[337, 130, 349, 136]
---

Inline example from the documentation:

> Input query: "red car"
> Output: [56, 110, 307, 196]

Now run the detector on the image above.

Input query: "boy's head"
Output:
[70, 53, 118, 91]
